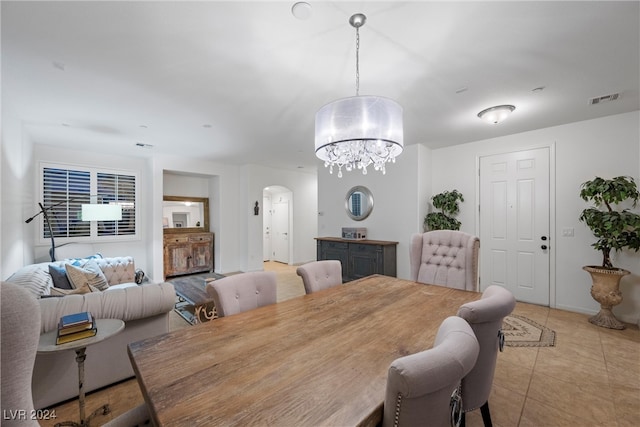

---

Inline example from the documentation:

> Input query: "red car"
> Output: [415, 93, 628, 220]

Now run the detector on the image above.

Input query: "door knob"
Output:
[541, 236, 547, 241]
[541, 245, 548, 250]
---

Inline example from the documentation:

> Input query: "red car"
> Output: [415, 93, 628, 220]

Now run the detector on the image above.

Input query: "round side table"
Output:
[38, 318, 125, 427]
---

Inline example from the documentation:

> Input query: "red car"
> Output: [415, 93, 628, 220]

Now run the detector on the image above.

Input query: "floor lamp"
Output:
[25, 200, 122, 262]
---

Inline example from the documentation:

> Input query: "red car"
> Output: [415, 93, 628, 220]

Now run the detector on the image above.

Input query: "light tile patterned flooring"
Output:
[40, 262, 639, 426]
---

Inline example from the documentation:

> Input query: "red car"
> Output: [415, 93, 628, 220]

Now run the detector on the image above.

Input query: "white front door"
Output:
[479, 147, 550, 305]
[272, 200, 290, 264]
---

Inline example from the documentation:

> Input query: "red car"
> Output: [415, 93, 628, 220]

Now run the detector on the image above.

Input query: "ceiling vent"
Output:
[589, 93, 619, 105]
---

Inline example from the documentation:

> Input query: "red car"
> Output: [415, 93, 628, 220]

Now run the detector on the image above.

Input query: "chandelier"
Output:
[315, 13, 404, 177]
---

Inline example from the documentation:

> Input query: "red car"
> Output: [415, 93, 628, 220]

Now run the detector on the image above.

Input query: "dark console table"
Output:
[315, 237, 398, 282]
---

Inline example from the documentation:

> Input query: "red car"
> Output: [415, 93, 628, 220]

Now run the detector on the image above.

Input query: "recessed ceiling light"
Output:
[135, 142, 153, 149]
[61, 123, 70, 127]
[139, 124, 148, 129]
[455, 87, 468, 94]
[291, 2, 312, 20]
[203, 124, 212, 128]
[532, 86, 545, 93]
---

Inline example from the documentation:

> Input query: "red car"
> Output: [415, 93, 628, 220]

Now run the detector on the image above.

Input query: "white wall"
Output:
[0, 108, 35, 280]
[154, 161, 317, 277]
[243, 164, 318, 271]
[317, 144, 431, 280]
[431, 111, 640, 323]
[153, 156, 240, 279]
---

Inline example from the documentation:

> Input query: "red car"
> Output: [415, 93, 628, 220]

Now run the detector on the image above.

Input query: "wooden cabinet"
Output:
[164, 232, 214, 278]
[316, 237, 398, 282]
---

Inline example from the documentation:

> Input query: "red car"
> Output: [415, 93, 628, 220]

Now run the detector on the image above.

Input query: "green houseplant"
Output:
[424, 190, 464, 231]
[578, 176, 640, 329]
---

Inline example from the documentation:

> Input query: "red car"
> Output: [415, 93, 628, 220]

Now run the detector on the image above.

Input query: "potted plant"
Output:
[579, 176, 640, 329]
[424, 190, 464, 231]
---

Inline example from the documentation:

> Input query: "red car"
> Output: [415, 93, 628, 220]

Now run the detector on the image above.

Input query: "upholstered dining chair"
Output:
[1, 282, 41, 427]
[296, 260, 343, 294]
[383, 316, 480, 427]
[409, 230, 480, 291]
[456, 285, 516, 427]
[206, 271, 277, 317]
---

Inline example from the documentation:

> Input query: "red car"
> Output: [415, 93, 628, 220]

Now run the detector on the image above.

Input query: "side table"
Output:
[173, 278, 217, 324]
[38, 318, 125, 427]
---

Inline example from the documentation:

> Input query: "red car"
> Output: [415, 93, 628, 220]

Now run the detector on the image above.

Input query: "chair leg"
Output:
[480, 401, 493, 427]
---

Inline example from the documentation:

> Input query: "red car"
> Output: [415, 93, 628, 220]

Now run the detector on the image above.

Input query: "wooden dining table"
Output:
[128, 275, 480, 426]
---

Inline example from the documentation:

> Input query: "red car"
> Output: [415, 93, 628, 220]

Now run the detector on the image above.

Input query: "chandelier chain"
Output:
[355, 26, 360, 96]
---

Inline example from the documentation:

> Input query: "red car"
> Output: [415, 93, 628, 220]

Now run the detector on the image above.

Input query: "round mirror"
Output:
[345, 186, 374, 221]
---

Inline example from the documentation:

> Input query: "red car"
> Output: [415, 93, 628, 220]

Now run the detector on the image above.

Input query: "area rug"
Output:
[502, 315, 556, 347]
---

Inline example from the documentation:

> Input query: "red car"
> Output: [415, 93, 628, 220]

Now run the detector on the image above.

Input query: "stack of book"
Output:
[56, 311, 97, 345]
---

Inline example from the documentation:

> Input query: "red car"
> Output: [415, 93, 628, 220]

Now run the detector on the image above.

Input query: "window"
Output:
[40, 163, 138, 242]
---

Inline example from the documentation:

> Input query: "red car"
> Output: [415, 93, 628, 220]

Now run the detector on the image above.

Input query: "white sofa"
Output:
[5, 254, 176, 409]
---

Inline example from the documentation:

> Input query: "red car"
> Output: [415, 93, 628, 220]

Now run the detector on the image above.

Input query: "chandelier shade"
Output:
[314, 13, 404, 177]
[315, 95, 403, 176]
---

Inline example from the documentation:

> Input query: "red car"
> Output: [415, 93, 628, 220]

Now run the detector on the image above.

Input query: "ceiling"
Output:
[2, 1, 639, 173]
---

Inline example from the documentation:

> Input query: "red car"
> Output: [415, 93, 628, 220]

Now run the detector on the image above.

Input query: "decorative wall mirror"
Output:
[345, 186, 374, 221]
[163, 196, 209, 233]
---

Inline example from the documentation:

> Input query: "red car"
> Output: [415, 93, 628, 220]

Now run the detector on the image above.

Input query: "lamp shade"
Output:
[81, 204, 122, 221]
[315, 95, 403, 175]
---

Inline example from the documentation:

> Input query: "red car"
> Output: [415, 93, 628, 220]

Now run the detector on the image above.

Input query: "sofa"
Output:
[5, 253, 176, 409]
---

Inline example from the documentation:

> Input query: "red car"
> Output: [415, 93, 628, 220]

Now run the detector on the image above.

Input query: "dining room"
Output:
[38, 261, 639, 427]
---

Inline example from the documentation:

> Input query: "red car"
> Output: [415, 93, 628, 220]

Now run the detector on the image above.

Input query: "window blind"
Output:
[42, 165, 137, 241]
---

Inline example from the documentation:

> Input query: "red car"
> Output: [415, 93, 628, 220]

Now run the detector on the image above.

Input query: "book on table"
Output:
[59, 311, 93, 328]
[58, 320, 95, 336]
[56, 327, 98, 345]
[56, 311, 97, 345]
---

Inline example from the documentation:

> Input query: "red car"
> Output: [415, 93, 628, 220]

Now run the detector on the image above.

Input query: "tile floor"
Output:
[39, 262, 639, 426]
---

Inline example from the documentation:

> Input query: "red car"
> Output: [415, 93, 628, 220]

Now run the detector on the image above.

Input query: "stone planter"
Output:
[583, 266, 630, 330]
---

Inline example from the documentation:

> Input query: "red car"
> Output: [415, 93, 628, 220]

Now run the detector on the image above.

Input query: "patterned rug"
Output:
[502, 315, 556, 347]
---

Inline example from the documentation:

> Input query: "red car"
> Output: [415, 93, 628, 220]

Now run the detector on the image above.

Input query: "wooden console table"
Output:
[316, 237, 397, 282]
[163, 232, 214, 277]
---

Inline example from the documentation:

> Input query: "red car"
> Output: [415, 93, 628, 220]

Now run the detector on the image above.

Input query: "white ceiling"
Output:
[2, 1, 639, 172]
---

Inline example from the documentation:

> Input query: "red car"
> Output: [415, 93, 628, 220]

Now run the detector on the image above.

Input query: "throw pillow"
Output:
[67, 253, 103, 265]
[65, 260, 109, 291]
[49, 264, 73, 289]
[5, 263, 52, 297]
[50, 283, 94, 296]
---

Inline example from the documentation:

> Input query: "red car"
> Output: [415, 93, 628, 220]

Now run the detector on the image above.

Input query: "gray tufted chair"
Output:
[383, 316, 480, 427]
[1, 282, 41, 427]
[456, 285, 516, 427]
[296, 260, 342, 294]
[206, 271, 277, 317]
[410, 231, 480, 291]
